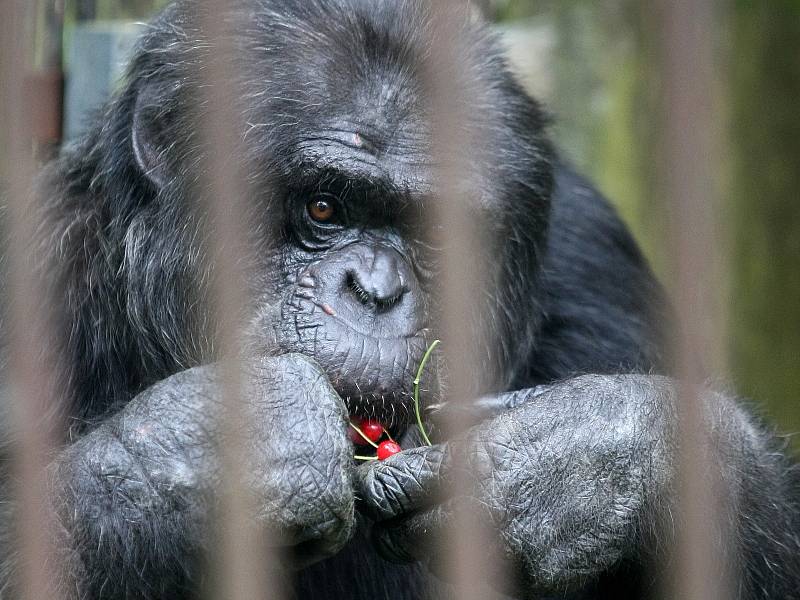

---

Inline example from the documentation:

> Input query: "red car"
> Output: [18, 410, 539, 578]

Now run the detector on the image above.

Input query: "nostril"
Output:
[346, 271, 373, 306]
[374, 284, 406, 310]
[345, 269, 407, 310]
[371, 286, 408, 313]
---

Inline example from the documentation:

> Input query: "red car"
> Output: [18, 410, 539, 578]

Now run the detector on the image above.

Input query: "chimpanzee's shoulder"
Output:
[524, 163, 672, 382]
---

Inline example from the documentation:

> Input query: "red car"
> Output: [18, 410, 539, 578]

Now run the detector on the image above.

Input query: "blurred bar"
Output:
[195, 2, 283, 599]
[424, 1, 503, 598]
[658, 0, 732, 598]
[29, 0, 65, 155]
[0, 1, 66, 599]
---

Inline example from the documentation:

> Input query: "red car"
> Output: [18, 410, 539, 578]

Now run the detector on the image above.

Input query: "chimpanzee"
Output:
[1, 0, 798, 599]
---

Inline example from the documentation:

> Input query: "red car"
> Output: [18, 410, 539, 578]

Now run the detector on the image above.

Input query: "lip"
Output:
[323, 330, 431, 427]
[319, 307, 427, 344]
[271, 290, 438, 426]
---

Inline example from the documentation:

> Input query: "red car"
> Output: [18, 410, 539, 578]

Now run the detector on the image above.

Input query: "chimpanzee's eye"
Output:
[307, 199, 335, 223]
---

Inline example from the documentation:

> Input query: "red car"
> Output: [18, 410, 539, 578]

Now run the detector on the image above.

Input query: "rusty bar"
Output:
[658, 0, 731, 598]
[0, 1, 67, 599]
[423, 2, 503, 598]
[194, 2, 283, 599]
[23, 70, 64, 146]
[31, 0, 65, 150]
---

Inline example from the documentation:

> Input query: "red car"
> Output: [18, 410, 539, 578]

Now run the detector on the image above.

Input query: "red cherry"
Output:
[349, 417, 368, 445]
[361, 420, 384, 443]
[377, 440, 402, 460]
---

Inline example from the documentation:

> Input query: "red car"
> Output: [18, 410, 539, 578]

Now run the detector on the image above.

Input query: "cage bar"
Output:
[423, 2, 504, 598]
[0, 1, 67, 598]
[195, 1, 284, 598]
[658, 0, 733, 598]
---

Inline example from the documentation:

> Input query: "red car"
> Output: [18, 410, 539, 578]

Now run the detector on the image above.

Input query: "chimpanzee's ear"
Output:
[131, 81, 174, 189]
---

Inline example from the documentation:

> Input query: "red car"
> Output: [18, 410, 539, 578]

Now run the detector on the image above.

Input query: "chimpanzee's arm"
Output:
[356, 375, 800, 599]
[0, 354, 356, 598]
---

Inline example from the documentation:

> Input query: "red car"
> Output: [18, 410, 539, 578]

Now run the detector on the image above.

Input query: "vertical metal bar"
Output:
[423, 2, 502, 598]
[194, 2, 283, 599]
[29, 0, 64, 153]
[658, 0, 731, 598]
[0, 1, 66, 599]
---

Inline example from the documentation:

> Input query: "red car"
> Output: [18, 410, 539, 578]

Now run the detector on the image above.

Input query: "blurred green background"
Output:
[51, 0, 800, 453]
[488, 0, 800, 453]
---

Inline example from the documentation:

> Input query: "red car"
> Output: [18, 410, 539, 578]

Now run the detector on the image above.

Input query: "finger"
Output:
[427, 387, 551, 432]
[373, 500, 517, 596]
[371, 502, 453, 564]
[250, 353, 350, 450]
[355, 443, 451, 522]
[246, 356, 356, 558]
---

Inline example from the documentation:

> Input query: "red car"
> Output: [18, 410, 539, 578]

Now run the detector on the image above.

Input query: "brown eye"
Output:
[307, 199, 335, 223]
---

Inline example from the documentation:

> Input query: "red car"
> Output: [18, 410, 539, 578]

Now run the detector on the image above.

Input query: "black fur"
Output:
[0, 1, 797, 599]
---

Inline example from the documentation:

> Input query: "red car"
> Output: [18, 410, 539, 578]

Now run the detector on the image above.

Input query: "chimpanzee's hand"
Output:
[355, 375, 678, 597]
[51, 354, 354, 596]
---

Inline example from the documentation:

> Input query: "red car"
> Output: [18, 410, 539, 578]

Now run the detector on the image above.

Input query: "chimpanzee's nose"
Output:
[346, 247, 408, 310]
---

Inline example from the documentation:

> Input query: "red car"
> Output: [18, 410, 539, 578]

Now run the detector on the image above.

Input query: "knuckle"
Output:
[249, 353, 344, 416]
[259, 352, 326, 384]
[357, 445, 445, 521]
[262, 457, 355, 553]
[358, 465, 405, 520]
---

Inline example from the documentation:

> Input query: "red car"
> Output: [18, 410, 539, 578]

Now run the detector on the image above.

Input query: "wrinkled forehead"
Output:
[238, 0, 497, 209]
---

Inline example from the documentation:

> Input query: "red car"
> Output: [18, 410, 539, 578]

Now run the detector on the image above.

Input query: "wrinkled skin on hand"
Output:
[356, 375, 677, 597]
[52, 353, 355, 594]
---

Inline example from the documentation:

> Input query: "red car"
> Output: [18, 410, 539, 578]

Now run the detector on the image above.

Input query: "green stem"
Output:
[413, 339, 440, 446]
[354, 455, 378, 461]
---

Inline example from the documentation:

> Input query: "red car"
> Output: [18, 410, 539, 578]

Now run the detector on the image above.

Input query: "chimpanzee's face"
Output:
[238, 7, 457, 425]
[130, 0, 550, 426]
[246, 74, 447, 424]
[264, 176, 441, 425]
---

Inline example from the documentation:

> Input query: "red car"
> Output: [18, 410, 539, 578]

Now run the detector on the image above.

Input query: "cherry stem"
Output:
[413, 338, 440, 446]
[382, 426, 396, 443]
[354, 455, 378, 461]
[350, 421, 379, 448]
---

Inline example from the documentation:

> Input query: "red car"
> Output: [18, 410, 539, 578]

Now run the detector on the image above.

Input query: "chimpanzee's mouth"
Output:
[269, 295, 439, 435]
[344, 394, 414, 457]
[343, 390, 415, 432]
